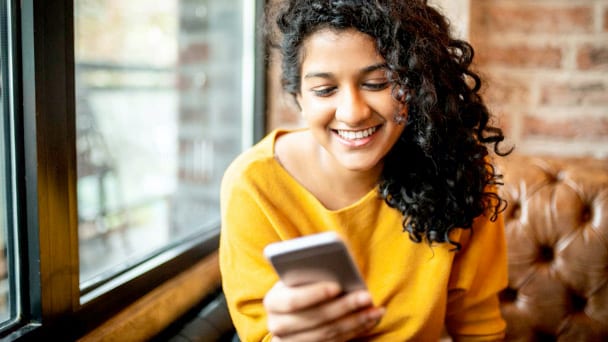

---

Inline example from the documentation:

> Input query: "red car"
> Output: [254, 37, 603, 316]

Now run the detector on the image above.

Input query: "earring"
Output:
[393, 114, 407, 125]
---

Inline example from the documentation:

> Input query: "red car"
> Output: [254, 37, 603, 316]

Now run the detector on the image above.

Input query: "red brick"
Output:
[179, 107, 205, 124]
[522, 114, 608, 139]
[474, 4, 593, 35]
[177, 74, 192, 91]
[541, 81, 608, 106]
[483, 103, 516, 130]
[493, 110, 514, 138]
[179, 42, 210, 64]
[475, 44, 562, 69]
[266, 50, 301, 130]
[483, 75, 531, 106]
[0, 252, 5, 278]
[267, 93, 300, 130]
[577, 45, 608, 70]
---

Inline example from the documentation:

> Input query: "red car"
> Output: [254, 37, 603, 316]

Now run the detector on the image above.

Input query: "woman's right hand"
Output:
[263, 281, 385, 342]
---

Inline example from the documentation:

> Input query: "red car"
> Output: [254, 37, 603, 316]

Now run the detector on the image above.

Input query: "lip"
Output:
[332, 125, 381, 148]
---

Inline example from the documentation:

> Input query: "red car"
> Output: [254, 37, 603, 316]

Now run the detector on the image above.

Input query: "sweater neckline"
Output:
[267, 128, 380, 214]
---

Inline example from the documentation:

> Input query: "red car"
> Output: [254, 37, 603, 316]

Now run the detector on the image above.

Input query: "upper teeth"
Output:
[336, 126, 377, 140]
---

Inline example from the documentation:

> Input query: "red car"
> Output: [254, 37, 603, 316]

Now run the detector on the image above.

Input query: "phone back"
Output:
[264, 232, 366, 293]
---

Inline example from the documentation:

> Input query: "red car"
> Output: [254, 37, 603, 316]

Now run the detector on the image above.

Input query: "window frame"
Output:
[1, 0, 266, 339]
[0, 0, 30, 335]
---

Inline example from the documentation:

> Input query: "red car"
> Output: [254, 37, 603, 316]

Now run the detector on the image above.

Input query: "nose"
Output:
[335, 86, 372, 125]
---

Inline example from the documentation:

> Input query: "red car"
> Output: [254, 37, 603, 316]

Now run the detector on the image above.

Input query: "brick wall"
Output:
[470, 0, 608, 157]
[266, 1, 608, 158]
[266, 47, 301, 131]
[175, 0, 244, 232]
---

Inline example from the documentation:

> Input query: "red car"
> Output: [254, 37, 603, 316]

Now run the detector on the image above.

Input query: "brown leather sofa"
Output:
[164, 154, 608, 341]
[497, 154, 608, 341]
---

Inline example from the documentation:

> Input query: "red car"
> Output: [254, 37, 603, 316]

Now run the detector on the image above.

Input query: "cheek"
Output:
[301, 98, 335, 123]
[370, 90, 399, 113]
[372, 98, 401, 120]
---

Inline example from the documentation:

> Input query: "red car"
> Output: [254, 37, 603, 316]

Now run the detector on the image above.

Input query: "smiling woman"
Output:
[220, 0, 510, 341]
[294, 29, 406, 178]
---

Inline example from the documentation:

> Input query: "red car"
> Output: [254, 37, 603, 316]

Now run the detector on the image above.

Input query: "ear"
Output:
[400, 102, 409, 116]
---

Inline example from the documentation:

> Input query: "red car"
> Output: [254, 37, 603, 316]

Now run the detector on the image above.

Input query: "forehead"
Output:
[300, 28, 384, 72]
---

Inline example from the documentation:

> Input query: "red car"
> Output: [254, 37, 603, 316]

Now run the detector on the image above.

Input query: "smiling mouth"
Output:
[335, 126, 379, 140]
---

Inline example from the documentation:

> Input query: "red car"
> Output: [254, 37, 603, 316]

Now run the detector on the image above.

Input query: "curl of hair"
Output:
[267, 0, 512, 249]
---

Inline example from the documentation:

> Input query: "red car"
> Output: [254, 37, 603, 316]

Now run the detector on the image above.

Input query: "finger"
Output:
[264, 281, 342, 313]
[267, 290, 373, 336]
[274, 306, 385, 342]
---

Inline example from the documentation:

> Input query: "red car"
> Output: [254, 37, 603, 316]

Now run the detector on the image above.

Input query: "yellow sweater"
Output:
[219, 129, 507, 341]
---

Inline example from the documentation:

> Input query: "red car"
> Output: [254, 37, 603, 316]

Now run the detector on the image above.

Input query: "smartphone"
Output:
[263, 231, 367, 293]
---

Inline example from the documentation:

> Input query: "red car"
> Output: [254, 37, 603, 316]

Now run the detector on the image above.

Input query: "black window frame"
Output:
[1, 0, 266, 339]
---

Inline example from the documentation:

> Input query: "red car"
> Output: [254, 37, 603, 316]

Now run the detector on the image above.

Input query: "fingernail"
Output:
[361, 307, 385, 326]
[357, 292, 372, 306]
[368, 307, 385, 321]
[327, 283, 342, 296]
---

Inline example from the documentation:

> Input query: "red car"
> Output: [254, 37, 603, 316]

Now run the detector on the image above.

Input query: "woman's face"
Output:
[296, 28, 406, 173]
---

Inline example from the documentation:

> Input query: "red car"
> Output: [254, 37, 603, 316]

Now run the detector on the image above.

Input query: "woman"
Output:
[220, 0, 511, 340]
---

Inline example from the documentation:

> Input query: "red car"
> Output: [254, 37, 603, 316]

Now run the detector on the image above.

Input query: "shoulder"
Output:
[274, 129, 310, 163]
[221, 128, 306, 195]
[222, 130, 280, 189]
[274, 129, 315, 176]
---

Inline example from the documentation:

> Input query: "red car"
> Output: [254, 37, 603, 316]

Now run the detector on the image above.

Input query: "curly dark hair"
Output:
[267, 0, 512, 248]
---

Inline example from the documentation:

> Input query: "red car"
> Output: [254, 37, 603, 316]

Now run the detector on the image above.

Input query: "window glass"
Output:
[0, 0, 13, 323]
[0, 22, 8, 324]
[75, 0, 244, 287]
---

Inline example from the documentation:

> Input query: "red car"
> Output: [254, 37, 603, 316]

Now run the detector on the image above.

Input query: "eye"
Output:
[311, 86, 337, 97]
[362, 80, 390, 91]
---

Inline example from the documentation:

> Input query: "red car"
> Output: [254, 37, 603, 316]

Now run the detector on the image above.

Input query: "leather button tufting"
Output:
[510, 202, 521, 219]
[534, 330, 555, 341]
[545, 172, 560, 184]
[538, 245, 554, 263]
[570, 293, 587, 312]
[580, 205, 592, 224]
[495, 154, 608, 341]
[499, 287, 518, 303]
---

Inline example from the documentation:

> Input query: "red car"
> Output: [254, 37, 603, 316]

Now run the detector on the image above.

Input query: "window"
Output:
[0, 0, 13, 325]
[0, 0, 21, 331]
[74, 0, 257, 294]
[73, 0, 266, 298]
[0, 0, 264, 339]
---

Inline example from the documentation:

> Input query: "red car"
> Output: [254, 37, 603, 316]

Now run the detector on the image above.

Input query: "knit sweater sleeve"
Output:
[445, 212, 508, 341]
[219, 154, 279, 342]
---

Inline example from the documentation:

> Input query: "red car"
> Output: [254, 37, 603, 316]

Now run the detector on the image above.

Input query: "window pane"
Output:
[75, 0, 245, 286]
[0, 0, 13, 323]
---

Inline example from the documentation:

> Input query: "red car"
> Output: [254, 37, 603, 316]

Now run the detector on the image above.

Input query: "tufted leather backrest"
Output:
[496, 154, 608, 341]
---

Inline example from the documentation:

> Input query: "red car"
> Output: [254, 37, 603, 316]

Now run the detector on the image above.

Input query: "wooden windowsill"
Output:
[79, 251, 221, 341]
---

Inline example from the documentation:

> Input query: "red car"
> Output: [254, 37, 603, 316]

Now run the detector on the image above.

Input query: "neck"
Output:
[317, 148, 383, 198]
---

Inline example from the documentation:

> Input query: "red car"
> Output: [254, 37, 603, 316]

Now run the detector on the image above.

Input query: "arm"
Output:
[219, 168, 383, 341]
[445, 212, 508, 341]
[219, 170, 277, 341]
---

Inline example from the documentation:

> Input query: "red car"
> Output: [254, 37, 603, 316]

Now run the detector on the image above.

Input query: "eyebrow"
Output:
[303, 63, 388, 79]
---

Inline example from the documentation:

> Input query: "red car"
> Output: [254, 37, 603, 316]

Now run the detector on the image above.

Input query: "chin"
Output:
[338, 158, 381, 173]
